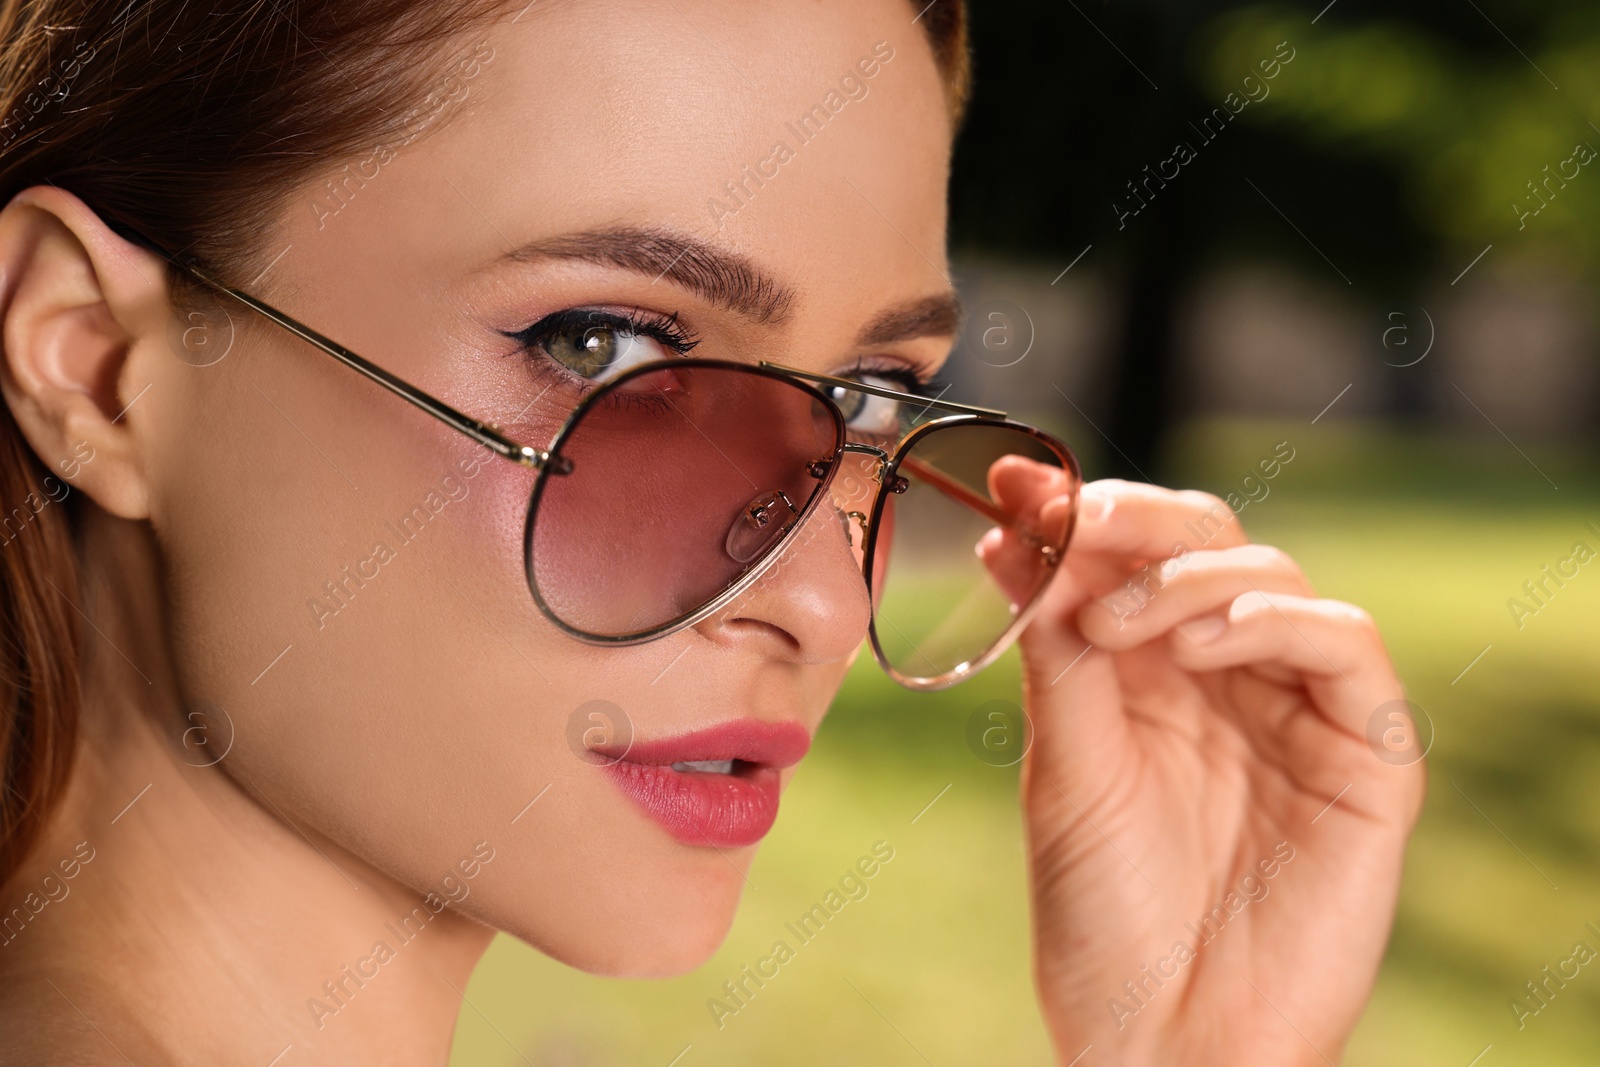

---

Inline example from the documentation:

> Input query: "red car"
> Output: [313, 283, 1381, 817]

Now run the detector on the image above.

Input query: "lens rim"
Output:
[522, 358, 848, 645]
[860, 415, 1082, 691]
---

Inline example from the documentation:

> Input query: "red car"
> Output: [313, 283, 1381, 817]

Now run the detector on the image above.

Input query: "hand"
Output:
[987, 473, 1425, 1066]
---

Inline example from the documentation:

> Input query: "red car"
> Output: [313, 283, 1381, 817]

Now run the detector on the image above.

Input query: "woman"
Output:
[0, 0, 1423, 1063]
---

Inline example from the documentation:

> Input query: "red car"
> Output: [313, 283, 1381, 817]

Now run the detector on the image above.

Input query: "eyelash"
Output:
[504, 306, 702, 362]
[845, 356, 947, 399]
[501, 306, 946, 402]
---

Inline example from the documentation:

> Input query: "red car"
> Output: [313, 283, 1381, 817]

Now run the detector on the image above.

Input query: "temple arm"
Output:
[897, 454, 1065, 564]
[119, 225, 559, 471]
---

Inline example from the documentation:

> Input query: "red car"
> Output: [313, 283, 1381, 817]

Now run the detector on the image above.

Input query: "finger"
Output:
[978, 494, 1075, 606]
[1078, 544, 1315, 649]
[1167, 590, 1403, 737]
[988, 455, 1077, 559]
[988, 453, 1075, 520]
[985, 457, 1075, 559]
[1017, 614, 1129, 775]
[1069, 479, 1249, 560]
[981, 455, 1076, 606]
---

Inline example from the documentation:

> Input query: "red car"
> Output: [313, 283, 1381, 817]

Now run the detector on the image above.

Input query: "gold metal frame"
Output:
[127, 229, 1079, 689]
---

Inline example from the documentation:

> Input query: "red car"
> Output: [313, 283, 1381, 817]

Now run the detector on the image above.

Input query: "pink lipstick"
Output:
[593, 719, 810, 848]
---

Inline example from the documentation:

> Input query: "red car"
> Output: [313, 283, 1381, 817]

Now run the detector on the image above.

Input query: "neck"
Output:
[0, 507, 492, 1065]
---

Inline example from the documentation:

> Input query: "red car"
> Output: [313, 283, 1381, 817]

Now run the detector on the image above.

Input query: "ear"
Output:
[0, 184, 171, 519]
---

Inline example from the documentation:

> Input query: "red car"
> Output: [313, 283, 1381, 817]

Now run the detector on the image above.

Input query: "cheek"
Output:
[146, 334, 781, 975]
[148, 333, 573, 894]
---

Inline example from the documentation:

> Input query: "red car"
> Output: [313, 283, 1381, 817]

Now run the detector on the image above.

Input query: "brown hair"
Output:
[0, 0, 968, 880]
[918, 2, 972, 126]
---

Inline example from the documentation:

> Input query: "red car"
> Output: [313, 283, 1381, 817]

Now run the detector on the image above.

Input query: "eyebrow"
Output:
[488, 225, 962, 350]
[855, 293, 963, 346]
[491, 226, 795, 324]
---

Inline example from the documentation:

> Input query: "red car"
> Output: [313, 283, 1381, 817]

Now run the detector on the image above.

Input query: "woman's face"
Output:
[139, 0, 955, 975]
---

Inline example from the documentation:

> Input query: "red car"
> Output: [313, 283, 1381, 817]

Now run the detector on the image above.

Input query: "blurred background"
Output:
[454, 2, 1600, 1063]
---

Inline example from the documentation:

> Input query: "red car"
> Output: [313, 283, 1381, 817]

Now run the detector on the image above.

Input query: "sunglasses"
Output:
[128, 230, 1082, 690]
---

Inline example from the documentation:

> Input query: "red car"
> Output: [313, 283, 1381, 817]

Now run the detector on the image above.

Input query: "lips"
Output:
[592, 719, 811, 848]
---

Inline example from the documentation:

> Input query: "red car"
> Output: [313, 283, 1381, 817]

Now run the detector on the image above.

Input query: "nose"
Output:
[693, 475, 872, 665]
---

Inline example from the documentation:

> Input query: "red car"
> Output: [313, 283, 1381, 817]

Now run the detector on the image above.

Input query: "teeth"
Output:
[671, 759, 736, 774]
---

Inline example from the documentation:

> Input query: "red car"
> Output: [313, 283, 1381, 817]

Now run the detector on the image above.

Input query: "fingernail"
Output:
[1081, 485, 1113, 522]
[975, 527, 1004, 558]
[1176, 615, 1227, 644]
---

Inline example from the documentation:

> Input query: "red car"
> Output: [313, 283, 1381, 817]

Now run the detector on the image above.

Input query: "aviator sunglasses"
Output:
[125, 229, 1082, 690]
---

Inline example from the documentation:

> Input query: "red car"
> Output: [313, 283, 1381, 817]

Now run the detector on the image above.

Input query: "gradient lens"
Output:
[526, 363, 844, 639]
[866, 421, 1078, 688]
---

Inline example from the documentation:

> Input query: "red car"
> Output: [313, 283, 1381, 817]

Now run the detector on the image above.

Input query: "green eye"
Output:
[827, 383, 868, 422]
[508, 309, 699, 383]
[827, 375, 907, 438]
[548, 323, 634, 378]
[544, 320, 667, 381]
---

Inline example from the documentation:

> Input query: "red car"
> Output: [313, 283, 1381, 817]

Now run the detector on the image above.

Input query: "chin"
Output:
[498, 848, 752, 978]
[595, 925, 735, 980]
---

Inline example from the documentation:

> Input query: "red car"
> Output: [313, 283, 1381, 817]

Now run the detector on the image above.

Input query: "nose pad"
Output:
[826, 451, 886, 563]
[704, 481, 873, 659]
[838, 508, 870, 551]
[725, 489, 799, 563]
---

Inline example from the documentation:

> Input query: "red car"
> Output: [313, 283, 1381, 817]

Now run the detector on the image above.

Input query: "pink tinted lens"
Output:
[527, 364, 843, 639]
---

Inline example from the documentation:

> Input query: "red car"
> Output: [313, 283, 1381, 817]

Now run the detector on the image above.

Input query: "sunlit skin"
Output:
[0, 0, 1422, 1063]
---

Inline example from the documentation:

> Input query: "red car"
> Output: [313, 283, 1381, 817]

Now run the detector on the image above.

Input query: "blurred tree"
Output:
[949, 0, 1594, 478]
[1205, 3, 1600, 265]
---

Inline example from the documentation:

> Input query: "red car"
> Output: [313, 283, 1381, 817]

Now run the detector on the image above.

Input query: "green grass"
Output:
[451, 419, 1600, 1067]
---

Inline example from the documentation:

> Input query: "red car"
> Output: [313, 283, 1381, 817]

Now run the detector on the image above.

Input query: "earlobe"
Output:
[0, 185, 169, 520]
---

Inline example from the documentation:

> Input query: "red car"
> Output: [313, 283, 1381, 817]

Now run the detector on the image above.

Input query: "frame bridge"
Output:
[840, 442, 891, 460]
[839, 441, 891, 483]
[834, 442, 908, 494]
